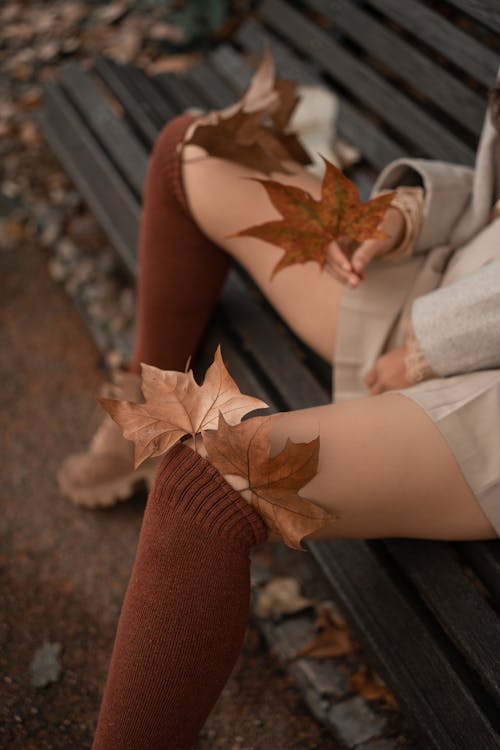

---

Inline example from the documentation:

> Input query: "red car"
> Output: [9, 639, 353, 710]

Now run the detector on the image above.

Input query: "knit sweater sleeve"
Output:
[371, 158, 475, 253]
[408, 258, 500, 377]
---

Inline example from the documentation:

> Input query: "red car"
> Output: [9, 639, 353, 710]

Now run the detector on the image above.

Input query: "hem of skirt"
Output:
[389, 389, 500, 538]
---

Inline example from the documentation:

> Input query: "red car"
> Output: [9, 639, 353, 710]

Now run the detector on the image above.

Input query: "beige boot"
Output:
[57, 370, 161, 508]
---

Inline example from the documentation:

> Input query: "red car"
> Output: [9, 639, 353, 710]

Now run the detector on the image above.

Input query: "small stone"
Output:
[30, 641, 62, 688]
[48, 258, 66, 282]
[328, 695, 386, 747]
[2, 180, 21, 198]
[56, 237, 77, 262]
[72, 258, 95, 284]
[61, 37, 81, 54]
[106, 349, 124, 370]
[40, 222, 62, 247]
[37, 41, 60, 63]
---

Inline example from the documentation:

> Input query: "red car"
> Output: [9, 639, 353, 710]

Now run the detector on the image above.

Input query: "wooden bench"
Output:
[36, 1, 500, 747]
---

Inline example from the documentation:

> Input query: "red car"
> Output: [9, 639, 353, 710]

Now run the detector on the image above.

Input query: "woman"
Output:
[61, 78, 500, 748]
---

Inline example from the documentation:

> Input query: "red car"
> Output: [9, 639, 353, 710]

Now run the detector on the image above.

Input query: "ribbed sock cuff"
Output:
[157, 112, 197, 220]
[150, 442, 268, 550]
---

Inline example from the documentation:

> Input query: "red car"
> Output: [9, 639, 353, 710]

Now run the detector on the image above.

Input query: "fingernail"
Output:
[342, 262, 351, 271]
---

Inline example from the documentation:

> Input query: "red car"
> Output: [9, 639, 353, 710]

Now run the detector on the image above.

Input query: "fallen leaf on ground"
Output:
[226, 156, 396, 278]
[293, 605, 358, 659]
[99, 345, 268, 467]
[293, 623, 359, 660]
[350, 665, 399, 710]
[202, 413, 336, 550]
[254, 576, 314, 620]
[181, 41, 312, 175]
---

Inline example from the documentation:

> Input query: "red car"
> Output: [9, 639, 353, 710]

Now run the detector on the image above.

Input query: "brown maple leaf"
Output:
[293, 607, 359, 660]
[181, 41, 312, 175]
[293, 625, 359, 660]
[202, 413, 336, 550]
[98, 345, 268, 468]
[225, 156, 397, 278]
[350, 665, 399, 710]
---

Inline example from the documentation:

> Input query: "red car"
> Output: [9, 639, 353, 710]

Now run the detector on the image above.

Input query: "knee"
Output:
[151, 113, 198, 169]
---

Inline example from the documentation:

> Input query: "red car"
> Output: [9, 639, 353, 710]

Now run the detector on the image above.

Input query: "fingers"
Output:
[325, 241, 363, 287]
[351, 239, 383, 275]
[363, 365, 385, 395]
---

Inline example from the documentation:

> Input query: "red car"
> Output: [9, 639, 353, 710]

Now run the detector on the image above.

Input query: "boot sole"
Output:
[57, 468, 157, 509]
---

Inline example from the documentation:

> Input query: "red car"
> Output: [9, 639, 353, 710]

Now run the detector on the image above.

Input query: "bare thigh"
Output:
[181, 139, 343, 363]
[266, 392, 497, 541]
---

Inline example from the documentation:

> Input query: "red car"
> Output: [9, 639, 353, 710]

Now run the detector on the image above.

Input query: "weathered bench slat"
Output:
[156, 69, 207, 112]
[93, 56, 161, 144]
[57, 62, 148, 197]
[120, 63, 178, 127]
[447, 0, 500, 34]
[185, 60, 242, 108]
[367, 0, 500, 88]
[36, 82, 139, 275]
[459, 540, 500, 603]
[233, 21, 405, 170]
[309, 537, 500, 750]
[221, 272, 330, 410]
[259, 0, 475, 163]
[384, 539, 500, 707]
[310, 0, 486, 136]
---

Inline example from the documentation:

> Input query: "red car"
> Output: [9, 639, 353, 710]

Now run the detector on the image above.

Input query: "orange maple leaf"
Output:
[226, 156, 397, 278]
[181, 41, 312, 175]
[350, 665, 399, 710]
[202, 413, 336, 550]
[293, 606, 359, 660]
[98, 345, 268, 468]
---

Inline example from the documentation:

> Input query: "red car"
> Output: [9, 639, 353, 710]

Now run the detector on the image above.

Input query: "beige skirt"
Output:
[333, 232, 500, 537]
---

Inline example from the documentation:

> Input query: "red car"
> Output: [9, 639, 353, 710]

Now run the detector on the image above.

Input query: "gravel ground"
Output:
[0, 237, 342, 749]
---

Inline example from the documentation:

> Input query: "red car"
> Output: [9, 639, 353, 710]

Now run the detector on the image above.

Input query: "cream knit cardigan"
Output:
[371, 76, 500, 379]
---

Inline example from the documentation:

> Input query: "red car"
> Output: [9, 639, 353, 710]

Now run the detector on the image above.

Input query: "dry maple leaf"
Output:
[350, 665, 399, 710]
[293, 606, 359, 660]
[226, 156, 397, 278]
[99, 345, 268, 468]
[202, 413, 336, 550]
[293, 624, 359, 660]
[181, 41, 312, 175]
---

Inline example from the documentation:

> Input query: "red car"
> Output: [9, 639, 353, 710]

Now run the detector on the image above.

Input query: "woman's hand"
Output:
[325, 205, 406, 288]
[363, 346, 414, 395]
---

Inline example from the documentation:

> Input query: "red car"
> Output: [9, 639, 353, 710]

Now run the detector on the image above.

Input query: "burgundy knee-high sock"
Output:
[91, 442, 268, 750]
[129, 113, 231, 373]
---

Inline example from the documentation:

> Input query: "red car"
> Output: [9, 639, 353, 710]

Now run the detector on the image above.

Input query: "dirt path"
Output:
[0, 239, 339, 749]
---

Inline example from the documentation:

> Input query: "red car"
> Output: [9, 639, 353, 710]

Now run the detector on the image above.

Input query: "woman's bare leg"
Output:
[181, 141, 343, 363]
[264, 392, 497, 541]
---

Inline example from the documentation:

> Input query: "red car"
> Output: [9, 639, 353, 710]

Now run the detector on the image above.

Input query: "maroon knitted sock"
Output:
[91, 442, 267, 750]
[129, 113, 231, 373]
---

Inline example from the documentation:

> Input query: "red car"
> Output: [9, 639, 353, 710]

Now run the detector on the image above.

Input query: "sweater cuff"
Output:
[378, 187, 425, 262]
[402, 316, 437, 384]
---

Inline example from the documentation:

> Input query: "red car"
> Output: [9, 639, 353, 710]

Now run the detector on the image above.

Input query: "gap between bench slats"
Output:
[367, 0, 499, 87]
[308, 0, 486, 136]
[258, 0, 475, 163]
